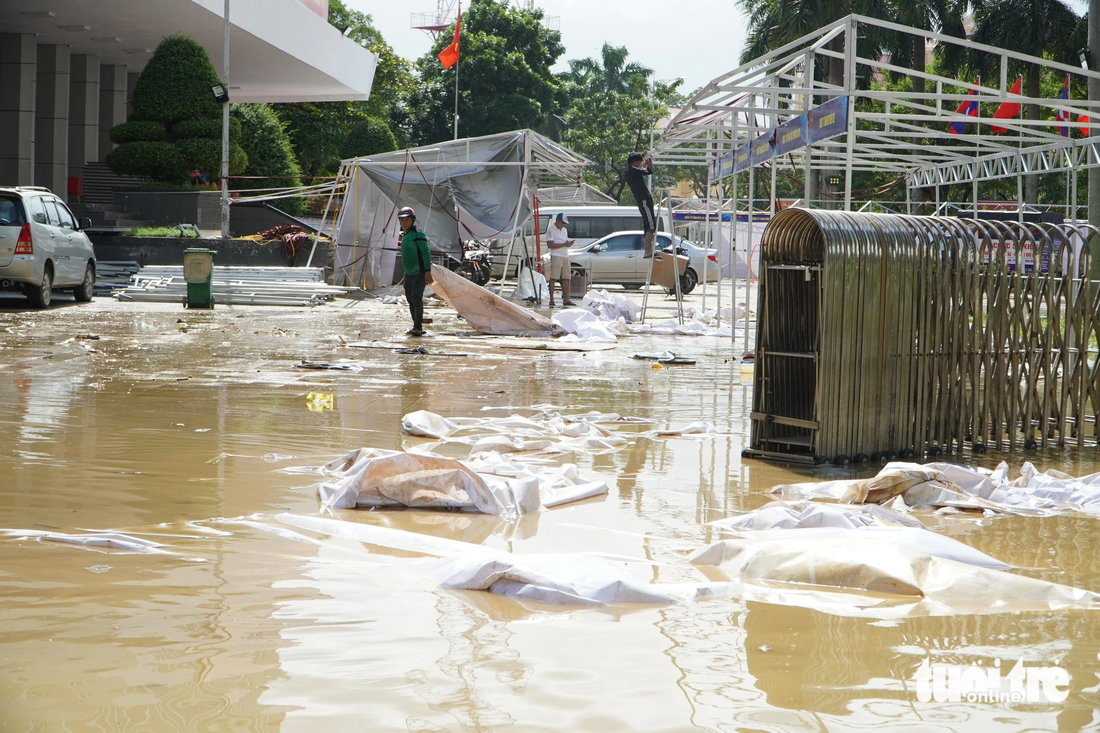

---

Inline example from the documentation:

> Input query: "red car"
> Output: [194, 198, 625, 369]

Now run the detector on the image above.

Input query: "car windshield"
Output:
[0, 196, 27, 227]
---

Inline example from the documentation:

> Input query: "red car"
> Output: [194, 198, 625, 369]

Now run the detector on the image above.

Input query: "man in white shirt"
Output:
[546, 212, 576, 307]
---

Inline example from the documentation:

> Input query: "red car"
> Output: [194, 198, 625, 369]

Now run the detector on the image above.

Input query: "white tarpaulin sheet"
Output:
[314, 447, 607, 517]
[430, 266, 556, 336]
[689, 534, 1099, 605]
[770, 461, 1100, 516]
[267, 514, 1100, 616]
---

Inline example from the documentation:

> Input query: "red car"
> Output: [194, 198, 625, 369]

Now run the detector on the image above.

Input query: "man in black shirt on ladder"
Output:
[625, 152, 656, 258]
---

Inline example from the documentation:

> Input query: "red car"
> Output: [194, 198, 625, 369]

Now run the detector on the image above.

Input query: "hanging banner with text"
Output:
[708, 96, 849, 181]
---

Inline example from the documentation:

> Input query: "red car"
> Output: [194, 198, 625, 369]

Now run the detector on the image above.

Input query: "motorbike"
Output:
[453, 241, 493, 286]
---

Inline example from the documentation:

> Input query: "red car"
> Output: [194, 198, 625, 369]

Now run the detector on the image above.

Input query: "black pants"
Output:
[638, 198, 656, 233]
[404, 271, 425, 329]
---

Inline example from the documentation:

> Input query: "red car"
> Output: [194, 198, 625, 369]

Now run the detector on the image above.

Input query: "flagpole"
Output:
[453, 3, 460, 140]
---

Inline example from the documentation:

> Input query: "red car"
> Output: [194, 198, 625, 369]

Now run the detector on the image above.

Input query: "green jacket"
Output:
[399, 227, 432, 276]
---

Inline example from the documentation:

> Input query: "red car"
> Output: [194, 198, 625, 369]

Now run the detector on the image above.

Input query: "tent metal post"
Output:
[843, 15, 856, 212]
[1072, 154, 1079, 221]
[906, 175, 912, 214]
[702, 130, 712, 312]
[747, 107, 756, 357]
[670, 193, 684, 324]
[307, 161, 346, 272]
[803, 46, 815, 210]
[731, 112, 739, 347]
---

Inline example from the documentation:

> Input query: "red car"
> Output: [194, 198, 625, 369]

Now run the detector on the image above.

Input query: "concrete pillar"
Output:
[0, 33, 37, 187]
[35, 44, 70, 200]
[99, 64, 127, 160]
[126, 71, 140, 116]
[68, 54, 99, 188]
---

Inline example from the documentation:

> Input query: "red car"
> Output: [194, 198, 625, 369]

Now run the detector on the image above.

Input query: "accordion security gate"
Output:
[746, 209, 1100, 466]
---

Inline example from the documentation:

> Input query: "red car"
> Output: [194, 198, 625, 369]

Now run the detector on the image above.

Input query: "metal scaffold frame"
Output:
[655, 13, 1100, 211]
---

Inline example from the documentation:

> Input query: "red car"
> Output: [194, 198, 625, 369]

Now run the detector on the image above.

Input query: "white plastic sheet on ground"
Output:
[315, 447, 607, 518]
[430, 266, 556, 335]
[0, 529, 173, 554]
[689, 534, 1098, 607]
[707, 503, 1009, 569]
[506, 266, 548, 302]
[770, 461, 1100, 516]
[400, 409, 714, 455]
[580, 290, 640, 323]
[269, 513, 1100, 616]
[551, 308, 624, 343]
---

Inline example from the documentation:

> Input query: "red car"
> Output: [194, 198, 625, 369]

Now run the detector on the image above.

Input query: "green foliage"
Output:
[126, 225, 200, 238]
[173, 117, 240, 141]
[105, 141, 189, 182]
[106, 34, 245, 183]
[341, 117, 398, 158]
[130, 35, 222, 125]
[560, 46, 683, 202]
[176, 137, 247, 177]
[404, 0, 565, 144]
[232, 103, 305, 216]
[109, 121, 166, 144]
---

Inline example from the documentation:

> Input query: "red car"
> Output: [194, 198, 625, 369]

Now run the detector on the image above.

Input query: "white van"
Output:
[494, 206, 670, 277]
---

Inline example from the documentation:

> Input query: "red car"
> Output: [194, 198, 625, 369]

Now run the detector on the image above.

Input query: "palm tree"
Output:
[969, 0, 1082, 203]
[566, 43, 652, 96]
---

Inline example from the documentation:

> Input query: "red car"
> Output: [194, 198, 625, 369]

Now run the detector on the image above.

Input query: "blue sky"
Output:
[345, 0, 749, 94]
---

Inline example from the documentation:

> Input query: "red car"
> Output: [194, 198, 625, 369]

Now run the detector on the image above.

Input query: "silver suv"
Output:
[0, 187, 96, 308]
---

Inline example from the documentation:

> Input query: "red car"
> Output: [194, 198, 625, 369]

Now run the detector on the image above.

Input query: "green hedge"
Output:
[172, 117, 240, 141]
[340, 117, 398, 159]
[109, 120, 167, 144]
[176, 137, 247, 176]
[232, 103, 305, 216]
[105, 141, 189, 181]
[130, 35, 222, 124]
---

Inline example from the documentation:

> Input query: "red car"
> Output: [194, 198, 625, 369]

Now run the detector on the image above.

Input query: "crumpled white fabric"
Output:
[507, 266, 548, 301]
[707, 503, 1008, 570]
[315, 447, 607, 518]
[771, 461, 1100, 516]
[551, 308, 623, 342]
[579, 289, 640, 323]
[271, 514, 1100, 615]
[628, 319, 711, 336]
[0, 529, 173, 554]
[689, 534, 1098, 604]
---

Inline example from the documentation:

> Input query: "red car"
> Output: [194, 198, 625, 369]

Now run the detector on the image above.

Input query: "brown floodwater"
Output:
[1, 292, 1099, 732]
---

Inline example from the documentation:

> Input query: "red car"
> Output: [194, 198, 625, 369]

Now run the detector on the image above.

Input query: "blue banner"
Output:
[749, 131, 775, 167]
[775, 115, 808, 156]
[733, 142, 751, 173]
[807, 96, 848, 144]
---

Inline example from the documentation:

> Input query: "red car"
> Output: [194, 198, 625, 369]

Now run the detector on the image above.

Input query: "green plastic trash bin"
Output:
[183, 248, 216, 309]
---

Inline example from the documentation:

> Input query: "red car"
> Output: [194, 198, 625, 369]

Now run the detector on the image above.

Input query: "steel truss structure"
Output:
[655, 13, 1100, 211]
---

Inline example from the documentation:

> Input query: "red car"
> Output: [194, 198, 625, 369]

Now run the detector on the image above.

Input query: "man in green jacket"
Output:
[397, 207, 434, 336]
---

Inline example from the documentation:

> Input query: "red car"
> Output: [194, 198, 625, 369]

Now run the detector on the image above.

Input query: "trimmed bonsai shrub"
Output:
[109, 121, 167, 144]
[340, 117, 398, 159]
[232, 103, 305, 216]
[105, 141, 188, 181]
[107, 34, 246, 183]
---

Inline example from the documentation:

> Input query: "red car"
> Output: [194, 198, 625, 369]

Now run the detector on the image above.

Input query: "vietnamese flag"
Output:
[438, 5, 461, 70]
[990, 76, 1022, 133]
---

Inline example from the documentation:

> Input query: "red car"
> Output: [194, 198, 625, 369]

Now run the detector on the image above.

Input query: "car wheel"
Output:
[73, 263, 95, 302]
[28, 265, 52, 309]
[622, 283, 643, 290]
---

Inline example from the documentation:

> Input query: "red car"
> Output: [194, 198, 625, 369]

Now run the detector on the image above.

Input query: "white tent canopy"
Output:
[333, 130, 586, 289]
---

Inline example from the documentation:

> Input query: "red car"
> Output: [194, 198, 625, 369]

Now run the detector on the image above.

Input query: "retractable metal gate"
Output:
[745, 209, 1100, 466]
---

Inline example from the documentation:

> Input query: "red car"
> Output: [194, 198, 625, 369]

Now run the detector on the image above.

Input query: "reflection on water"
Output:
[1, 299, 1098, 731]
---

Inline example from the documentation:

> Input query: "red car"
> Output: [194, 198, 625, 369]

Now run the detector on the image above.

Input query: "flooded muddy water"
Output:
[1, 294, 1098, 731]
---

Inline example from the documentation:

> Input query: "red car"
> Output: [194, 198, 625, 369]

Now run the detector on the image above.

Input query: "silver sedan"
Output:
[567, 231, 718, 293]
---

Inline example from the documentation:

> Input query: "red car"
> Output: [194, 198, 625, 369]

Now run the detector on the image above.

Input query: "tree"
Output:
[968, 0, 1083, 204]
[106, 35, 246, 183]
[404, 0, 565, 144]
[274, 1, 410, 178]
[341, 117, 398, 158]
[560, 46, 683, 202]
[231, 103, 304, 216]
